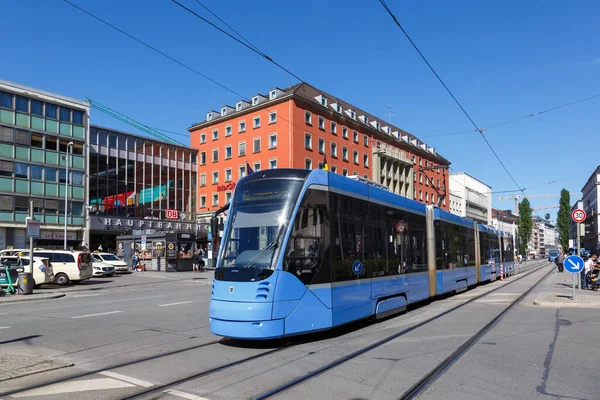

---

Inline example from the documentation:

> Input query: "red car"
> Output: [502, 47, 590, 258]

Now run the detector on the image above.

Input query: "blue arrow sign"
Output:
[564, 255, 585, 273]
[352, 260, 363, 275]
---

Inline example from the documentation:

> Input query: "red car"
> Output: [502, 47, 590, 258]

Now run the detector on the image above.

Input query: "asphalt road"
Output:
[2, 263, 593, 400]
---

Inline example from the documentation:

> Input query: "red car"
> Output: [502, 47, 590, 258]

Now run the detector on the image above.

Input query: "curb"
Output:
[0, 293, 66, 305]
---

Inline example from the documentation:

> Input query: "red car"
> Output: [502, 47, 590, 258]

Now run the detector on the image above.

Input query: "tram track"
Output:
[0, 262, 549, 400]
[251, 262, 552, 400]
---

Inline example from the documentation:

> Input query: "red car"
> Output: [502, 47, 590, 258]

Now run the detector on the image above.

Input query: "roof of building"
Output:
[91, 124, 197, 153]
[0, 79, 89, 109]
[188, 82, 449, 164]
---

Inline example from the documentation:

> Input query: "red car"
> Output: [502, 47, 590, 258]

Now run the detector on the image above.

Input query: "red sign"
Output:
[395, 221, 407, 234]
[217, 182, 236, 192]
[572, 209, 586, 223]
[166, 209, 179, 220]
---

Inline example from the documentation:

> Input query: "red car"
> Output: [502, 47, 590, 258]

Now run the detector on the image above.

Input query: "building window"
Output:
[212, 193, 219, 206]
[200, 173, 206, 186]
[226, 192, 232, 203]
[30, 100, 42, 116]
[321, 96, 327, 106]
[350, 110, 356, 119]
[239, 120, 246, 132]
[0, 161, 12, 177]
[200, 152, 206, 165]
[331, 121, 337, 134]
[14, 162, 27, 179]
[200, 195, 206, 208]
[225, 168, 232, 182]
[269, 133, 277, 149]
[225, 125, 232, 136]
[212, 149, 218, 162]
[239, 141, 246, 157]
[331, 165, 337, 173]
[225, 145, 232, 159]
[252, 96, 259, 105]
[425, 177, 429, 186]
[236, 102, 243, 111]
[269, 90, 277, 100]
[0, 91, 12, 109]
[212, 129, 218, 140]
[269, 159, 277, 169]
[342, 146, 348, 161]
[363, 135, 368, 146]
[419, 190, 423, 201]
[239, 165, 246, 179]
[16, 96, 28, 113]
[318, 138, 325, 154]
[342, 126, 348, 139]
[212, 171, 219, 184]
[305, 133, 312, 150]
[253, 162, 261, 172]
[318, 116, 325, 130]
[419, 157, 422, 167]
[353, 130, 358, 143]
[364, 174, 368, 179]
[331, 142, 337, 158]
[419, 173, 423, 184]
[436, 179, 440, 188]
[200, 133, 206, 144]
[46, 104, 57, 119]
[305, 158, 312, 170]
[353, 150, 359, 164]
[269, 111, 277, 124]
[253, 116, 260, 128]
[343, 168, 348, 176]
[363, 153, 369, 167]
[253, 138, 261, 153]
[425, 192, 429, 203]
[305, 110, 312, 125]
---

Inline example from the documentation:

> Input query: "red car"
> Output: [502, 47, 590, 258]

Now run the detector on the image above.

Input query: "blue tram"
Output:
[209, 169, 514, 339]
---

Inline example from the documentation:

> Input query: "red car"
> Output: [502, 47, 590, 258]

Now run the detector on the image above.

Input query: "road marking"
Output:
[70, 293, 108, 298]
[71, 311, 122, 319]
[99, 295, 164, 304]
[164, 389, 211, 400]
[0, 326, 11, 329]
[158, 301, 194, 307]
[99, 371, 154, 387]
[12, 378, 133, 397]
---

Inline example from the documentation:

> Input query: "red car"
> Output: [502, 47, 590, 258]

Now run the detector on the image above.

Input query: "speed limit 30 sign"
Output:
[572, 209, 586, 223]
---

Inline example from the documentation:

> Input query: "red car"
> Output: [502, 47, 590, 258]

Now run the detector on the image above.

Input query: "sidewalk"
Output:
[0, 292, 65, 305]
[533, 270, 600, 308]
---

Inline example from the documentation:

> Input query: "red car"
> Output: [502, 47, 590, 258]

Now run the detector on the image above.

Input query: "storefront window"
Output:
[178, 242, 193, 259]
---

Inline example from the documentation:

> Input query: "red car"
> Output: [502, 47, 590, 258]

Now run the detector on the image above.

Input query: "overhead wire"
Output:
[62, 0, 247, 100]
[377, 0, 527, 202]
[171, 0, 305, 83]
[424, 93, 600, 139]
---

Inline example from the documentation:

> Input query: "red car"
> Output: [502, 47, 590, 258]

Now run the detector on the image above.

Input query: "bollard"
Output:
[18, 272, 33, 295]
[500, 264, 504, 280]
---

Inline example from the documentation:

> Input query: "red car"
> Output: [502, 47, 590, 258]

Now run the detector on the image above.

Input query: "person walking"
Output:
[192, 250, 199, 272]
[196, 249, 206, 272]
[555, 251, 566, 273]
[132, 252, 139, 272]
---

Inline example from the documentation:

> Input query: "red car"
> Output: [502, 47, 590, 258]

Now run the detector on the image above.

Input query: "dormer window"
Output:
[236, 102, 243, 111]
[252, 96, 259, 105]
[350, 110, 356, 119]
[375, 121, 380, 130]
[207, 113, 213, 121]
[221, 107, 227, 116]
[321, 96, 327, 106]
[336, 104, 342, 113]
[269, 90, 277, 100]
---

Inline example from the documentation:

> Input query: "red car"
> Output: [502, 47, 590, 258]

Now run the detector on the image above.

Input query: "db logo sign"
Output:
[166, 209, 179, 220]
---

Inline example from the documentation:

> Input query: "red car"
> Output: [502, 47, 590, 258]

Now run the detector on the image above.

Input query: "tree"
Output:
[556, 188, 571, 251]
[518, 198, 533, 255]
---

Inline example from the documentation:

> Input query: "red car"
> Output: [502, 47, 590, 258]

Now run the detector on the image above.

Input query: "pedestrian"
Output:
[196, 249, 205, 272]
[132, 252, 139, 272]
[583, 254, 598, 289]
[555, 251, 566, 273]
[192, 250, 199, 272]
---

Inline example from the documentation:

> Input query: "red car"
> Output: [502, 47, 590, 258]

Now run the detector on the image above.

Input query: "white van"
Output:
[92, 253, 129, 273]
[33, 250, 93, 285]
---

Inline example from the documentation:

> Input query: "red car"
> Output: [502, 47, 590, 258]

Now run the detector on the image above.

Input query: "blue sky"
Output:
[2, 0, 598, 215]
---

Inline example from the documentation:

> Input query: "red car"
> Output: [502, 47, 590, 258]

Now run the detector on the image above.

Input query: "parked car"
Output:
[33, 250, 93, 285]
[0, 256, 53, 288]
[92, 253, 129, 273]
[91, 256, 116, 277]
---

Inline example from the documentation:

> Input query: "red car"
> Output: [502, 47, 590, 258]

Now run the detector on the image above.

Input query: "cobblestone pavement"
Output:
[0, 354, 72, 382]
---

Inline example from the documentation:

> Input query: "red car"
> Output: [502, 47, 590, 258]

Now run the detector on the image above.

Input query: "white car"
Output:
[92, 260, 116, 277]
[92, 253, 129, 273]
[0, 256, 54, 288]
[33, 251, 93, 286]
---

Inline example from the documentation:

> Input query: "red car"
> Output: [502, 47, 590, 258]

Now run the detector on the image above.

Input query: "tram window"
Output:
[502, 237, 514, 262]
[331, 193, 366, 282]
[435, 221, 475, 269]
[367, 204, 388, 277]
[480, 232, 500, 264]
[284, 188, 330, 285]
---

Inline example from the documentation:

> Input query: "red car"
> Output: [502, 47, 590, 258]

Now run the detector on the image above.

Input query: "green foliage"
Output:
[556, 188, 571, 251]
[518, 198, 533, 255]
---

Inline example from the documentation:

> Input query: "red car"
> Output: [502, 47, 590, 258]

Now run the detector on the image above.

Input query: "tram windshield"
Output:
[217, 178, 304, 272]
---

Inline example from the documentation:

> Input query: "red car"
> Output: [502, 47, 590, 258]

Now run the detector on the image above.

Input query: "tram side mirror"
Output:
[211, 216, 219, 238]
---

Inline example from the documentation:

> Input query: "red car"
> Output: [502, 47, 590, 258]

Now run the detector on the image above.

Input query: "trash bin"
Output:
[18, 272, 33, 295]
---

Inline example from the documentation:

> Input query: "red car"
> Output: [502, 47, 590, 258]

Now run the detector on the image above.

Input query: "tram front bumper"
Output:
[209, 299, 283, 339]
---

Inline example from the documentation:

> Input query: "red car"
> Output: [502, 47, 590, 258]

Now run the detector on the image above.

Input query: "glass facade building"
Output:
[88, 126, 199, 252]
[0, 80, 89, 250]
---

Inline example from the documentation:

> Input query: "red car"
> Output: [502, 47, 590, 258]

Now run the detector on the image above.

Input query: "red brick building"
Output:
[188, 83, 450, 218]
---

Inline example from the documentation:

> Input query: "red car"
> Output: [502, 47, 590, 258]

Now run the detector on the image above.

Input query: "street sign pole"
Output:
[564, 255, 584, 301]
[29, 201, 34, 275]
[577, 222, 581, 291]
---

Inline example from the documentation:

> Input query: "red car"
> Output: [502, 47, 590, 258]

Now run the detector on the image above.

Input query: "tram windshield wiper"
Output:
[243, 240, 279, 269]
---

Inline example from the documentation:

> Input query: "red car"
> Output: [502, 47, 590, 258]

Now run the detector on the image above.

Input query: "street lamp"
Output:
[64, 141, 73, 250]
